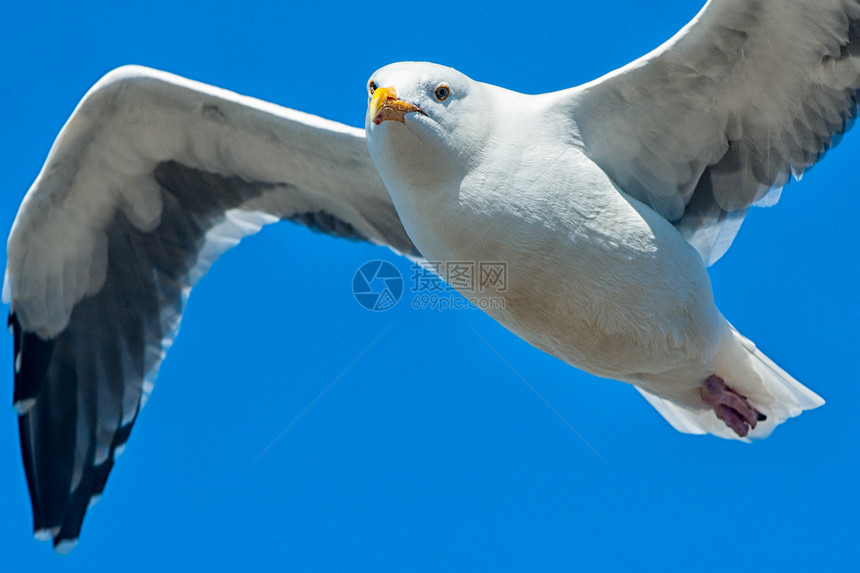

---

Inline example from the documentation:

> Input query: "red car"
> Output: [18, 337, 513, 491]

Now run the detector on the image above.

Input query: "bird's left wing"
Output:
[560, 0, 860, 264]
[4, 66, 417, 551]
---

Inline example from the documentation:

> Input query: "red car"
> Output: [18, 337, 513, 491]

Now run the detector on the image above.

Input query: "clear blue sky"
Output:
[2, 0, 859, 570]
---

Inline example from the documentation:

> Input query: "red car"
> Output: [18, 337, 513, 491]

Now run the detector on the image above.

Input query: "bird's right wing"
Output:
[4, 66, 418, 551]
[561, 0, 860, 265]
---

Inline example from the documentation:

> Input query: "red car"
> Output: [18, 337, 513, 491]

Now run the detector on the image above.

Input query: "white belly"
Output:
[392, 151, 727, 394]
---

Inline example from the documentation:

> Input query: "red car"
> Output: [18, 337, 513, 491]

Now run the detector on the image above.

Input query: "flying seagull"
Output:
[6, 0, 859, 553]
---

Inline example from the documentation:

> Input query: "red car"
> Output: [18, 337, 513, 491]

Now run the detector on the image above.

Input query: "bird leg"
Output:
[700, 375, 766, 437]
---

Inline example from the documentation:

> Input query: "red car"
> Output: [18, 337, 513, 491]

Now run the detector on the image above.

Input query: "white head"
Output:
[364, 62, 494, 196]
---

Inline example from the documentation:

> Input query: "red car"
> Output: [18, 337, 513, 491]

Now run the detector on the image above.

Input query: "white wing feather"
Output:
[562, 0, 860, 264]
[5, 66, 417, 549]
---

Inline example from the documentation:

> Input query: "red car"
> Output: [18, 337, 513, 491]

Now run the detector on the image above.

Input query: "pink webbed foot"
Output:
[700, 375, 767, 437]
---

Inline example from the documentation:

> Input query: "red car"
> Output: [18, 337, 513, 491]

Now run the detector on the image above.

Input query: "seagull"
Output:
[6, 0, 859, 553]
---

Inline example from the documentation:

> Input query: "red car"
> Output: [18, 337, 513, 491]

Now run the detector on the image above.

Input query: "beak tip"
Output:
[369, 86, 424, 125]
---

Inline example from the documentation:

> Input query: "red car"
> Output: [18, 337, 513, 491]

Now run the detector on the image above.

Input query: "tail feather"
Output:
[636, 330, 824, 442]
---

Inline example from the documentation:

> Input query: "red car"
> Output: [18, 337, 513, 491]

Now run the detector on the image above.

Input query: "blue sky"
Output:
[2, 0, 859, 570]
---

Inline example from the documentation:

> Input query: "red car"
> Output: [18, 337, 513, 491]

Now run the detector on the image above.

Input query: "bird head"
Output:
[364, 62, 493, 195]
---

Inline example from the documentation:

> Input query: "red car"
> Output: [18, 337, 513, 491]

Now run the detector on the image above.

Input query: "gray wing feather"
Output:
[5, 67, 417, 551]
[564, 0, 860, 264]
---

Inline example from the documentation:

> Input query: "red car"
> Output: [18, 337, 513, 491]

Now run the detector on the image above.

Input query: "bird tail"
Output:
[634, 329, 824, 442]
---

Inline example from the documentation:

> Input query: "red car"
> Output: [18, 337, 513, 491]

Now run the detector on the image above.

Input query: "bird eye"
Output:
[434, 84, 451, 101]
[368, 80, 378, 95]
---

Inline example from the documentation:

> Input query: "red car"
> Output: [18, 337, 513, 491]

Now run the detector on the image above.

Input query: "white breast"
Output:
[368, 81, 725, 390]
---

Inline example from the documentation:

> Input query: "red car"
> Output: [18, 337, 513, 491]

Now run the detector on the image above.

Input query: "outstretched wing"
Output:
[4, 66, 418, 552]
[563, 0, 860, 264]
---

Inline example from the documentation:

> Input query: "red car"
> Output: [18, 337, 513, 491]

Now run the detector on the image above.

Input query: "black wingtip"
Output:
[10, 313, 53, 412]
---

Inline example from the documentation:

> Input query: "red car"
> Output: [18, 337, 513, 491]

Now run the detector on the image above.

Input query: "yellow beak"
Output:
[369, 86, 424, 125]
